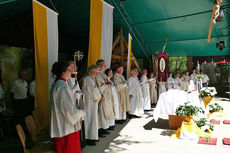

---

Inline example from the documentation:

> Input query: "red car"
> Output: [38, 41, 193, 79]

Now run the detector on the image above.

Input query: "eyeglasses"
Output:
[66, 69, 72, 73]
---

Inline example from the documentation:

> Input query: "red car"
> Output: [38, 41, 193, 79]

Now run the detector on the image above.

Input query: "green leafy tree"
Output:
[168, 57, 187, 75]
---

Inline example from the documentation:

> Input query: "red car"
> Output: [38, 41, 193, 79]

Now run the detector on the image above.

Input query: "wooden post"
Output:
[187, 56, 193, 72]
[112, 33, 120, 50]
[207, 2, 216, 42]
[131, 52, 141, 72]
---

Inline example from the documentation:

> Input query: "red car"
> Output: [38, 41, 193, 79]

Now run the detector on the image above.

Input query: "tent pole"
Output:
[207, 2, 216, 42]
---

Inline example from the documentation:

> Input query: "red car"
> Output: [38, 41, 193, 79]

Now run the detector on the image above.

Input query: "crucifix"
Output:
[73, 50, 84, 82]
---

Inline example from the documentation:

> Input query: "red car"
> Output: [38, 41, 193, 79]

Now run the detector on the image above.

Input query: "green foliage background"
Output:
[168, 57, 187, 75]
[219, 63, 229, 82]
[0, 45, 33, 106]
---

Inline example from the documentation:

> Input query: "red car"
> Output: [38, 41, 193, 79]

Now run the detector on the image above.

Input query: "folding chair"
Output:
[32, 108, 49, 133]
[25, 115, 50, 143]
[16, 124, 54, 153]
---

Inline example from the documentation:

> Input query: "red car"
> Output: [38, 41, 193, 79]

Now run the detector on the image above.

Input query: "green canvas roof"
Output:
[0, 0, 229, 59]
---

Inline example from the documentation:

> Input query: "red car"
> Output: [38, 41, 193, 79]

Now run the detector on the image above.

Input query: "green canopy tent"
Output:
[0, 0, 229, 59]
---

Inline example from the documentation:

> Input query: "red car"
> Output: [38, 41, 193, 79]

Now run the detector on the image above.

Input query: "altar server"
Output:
[67, 61, 82, 104]
[149, 72, 158, 104]
[67, 61, 85, 147]
[127, 70, 144, 117]
[167, 72, 175, 90]
[50, 62, 85, 153]
[112, 66, 130, 122]
[82, 65, 102, 146]
[95, 60, 115, 134]
[140, 69, 151, 110]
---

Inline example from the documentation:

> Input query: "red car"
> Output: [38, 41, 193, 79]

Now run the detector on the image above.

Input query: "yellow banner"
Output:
[33, 0, 49, 126]
[88, 0, 103, 67]
[33, 0, 58, 126]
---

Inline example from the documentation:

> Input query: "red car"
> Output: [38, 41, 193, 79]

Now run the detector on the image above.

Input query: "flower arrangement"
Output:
[200, 87, 217, 98]
[197, 74, 203, 81]
[196, 118, 214, 133]
[209, 103, 223, 113]
[175, 102, 204, 117]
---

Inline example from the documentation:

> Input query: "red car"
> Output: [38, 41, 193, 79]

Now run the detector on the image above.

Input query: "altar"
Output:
[153, 89, 201, 122]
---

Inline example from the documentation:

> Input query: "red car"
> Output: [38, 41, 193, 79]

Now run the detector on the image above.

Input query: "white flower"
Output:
[201, 125, 209, 130]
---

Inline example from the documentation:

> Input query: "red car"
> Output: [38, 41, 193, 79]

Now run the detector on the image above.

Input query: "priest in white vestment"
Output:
[112, 66, 130, 121]
[149, 72, 158, 104]
[158, 82, 167, 96]
[127, 70, 144, 117]
[183, 72, 190, 90]
[95, 60, 115, 132]
[181, 73, 187, 90]
[140, 69, 151, 110]
[134, 68, 144, 107]
[82, 65, 102, 145]
[167, 72, 175, 90]
[190, 69, 198, 90]
[105, 69, 120, 121]
[174, 74, 182, 90]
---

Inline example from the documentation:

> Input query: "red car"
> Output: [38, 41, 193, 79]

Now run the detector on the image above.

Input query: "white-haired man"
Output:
[127, 70, 144, 117]
[140, 69, 151, 110]
[82, 65, 102, 146]
[95, 60, 115, 137]
[112, 66, 130, 123]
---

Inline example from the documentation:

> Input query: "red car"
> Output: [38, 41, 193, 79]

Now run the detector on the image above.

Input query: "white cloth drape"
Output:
[47, 8, 58, 90]
[100, 1, 113, 68]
